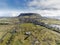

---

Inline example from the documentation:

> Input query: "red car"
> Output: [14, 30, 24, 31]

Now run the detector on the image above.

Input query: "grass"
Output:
[41, 19, 60, 25]
[0, 17, 60, 45]
[0, 33, 12, 45]
[0, 32, 7, 39]
[12, 23, 60, 45]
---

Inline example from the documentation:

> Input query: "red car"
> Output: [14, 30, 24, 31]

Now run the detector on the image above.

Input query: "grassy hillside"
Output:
[0, 23, 60, 45]
[17, 23, 60, 45]
[41, 18, 60, 25]
[0, 13, 60, 45]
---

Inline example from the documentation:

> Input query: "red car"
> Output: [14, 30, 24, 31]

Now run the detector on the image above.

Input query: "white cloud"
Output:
[39, 10, 60, 17]
[0, 11, 20, 17]
[27, 0, 60, 10]
[26, 0, 60, 17]
[0, 10, 60, 17]
[23, 10, 60, 17]
[0, 10, 30, 17]
[1, 0, 60, 17]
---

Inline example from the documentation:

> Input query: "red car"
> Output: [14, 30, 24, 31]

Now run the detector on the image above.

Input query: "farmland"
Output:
[41, 18, 60, 25]
[0, 22, 60, 45]
[0, 13, 60, 45]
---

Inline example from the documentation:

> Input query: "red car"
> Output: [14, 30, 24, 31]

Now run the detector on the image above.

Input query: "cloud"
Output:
[39, 10, 60, 16]
[22, 10, 60, 17]
[0, 11, 20, 17]
[0, 10, 28, 17]
[0, 0, 60, 17]
[27, 0, 60, 10]
[0, 10, 60, 17]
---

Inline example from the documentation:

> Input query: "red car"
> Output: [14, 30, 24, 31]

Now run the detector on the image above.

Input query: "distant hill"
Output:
[18, 13, 41, 16]
[17, 13, 60, 45]
[0, 13, 60, 45]
[18, 13, 42, 18]
[18, 13, 42, 23]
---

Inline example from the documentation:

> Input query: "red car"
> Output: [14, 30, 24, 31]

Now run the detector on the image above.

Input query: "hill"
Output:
[17, 13, 60, 45]
[0, 13, 60, 45]
[18, 13, 42, 23]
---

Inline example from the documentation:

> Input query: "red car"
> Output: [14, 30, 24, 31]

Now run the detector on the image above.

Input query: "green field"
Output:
[0, 17, 60, 45]
[41, 19, 60, 25]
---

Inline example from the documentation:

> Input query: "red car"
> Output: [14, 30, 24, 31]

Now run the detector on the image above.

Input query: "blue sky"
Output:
[0, 0, 60, 17]
[0, 0, 29, 17]
[0, 0, 34, 11]
[0, 0, 27, 10]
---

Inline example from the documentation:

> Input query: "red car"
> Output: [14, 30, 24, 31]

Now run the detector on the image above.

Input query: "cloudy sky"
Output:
[0, 0, 60, 17]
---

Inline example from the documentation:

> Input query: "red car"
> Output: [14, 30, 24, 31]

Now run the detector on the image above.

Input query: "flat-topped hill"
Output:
[18, 13, 42, 23]
[18, 13, 42, 19]
[18, 13, 41, 16]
